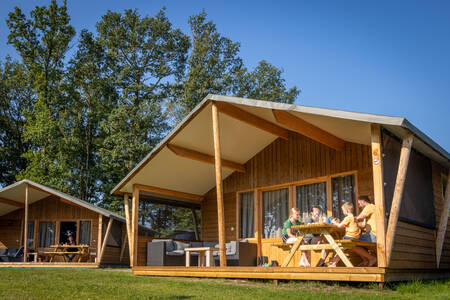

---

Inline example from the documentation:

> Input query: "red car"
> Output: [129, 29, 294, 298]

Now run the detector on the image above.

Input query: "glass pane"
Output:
[79, 221, 91, 245]
[59, 222, 77, 244]
[332, 174, 356, 221]
[38, 222, 56, 248]
[26, 221, 34, 248]
[239, 192, 254, 238]
[296, 182, 327, 222]
[262, 188, 289, 238]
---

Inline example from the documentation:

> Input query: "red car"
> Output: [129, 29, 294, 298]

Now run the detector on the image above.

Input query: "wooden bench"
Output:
[44, 251, 82, 262]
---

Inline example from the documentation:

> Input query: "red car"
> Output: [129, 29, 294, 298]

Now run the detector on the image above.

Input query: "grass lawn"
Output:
[0, 268, 449, 299]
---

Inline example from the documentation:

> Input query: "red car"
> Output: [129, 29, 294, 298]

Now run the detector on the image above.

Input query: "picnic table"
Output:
[278, 223, 373, 267]
[44, 244, 90, 262]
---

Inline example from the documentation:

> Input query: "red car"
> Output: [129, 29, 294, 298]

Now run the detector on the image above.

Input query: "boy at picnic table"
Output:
[327, 202, 377, 267]
[282, 207, 310, 267]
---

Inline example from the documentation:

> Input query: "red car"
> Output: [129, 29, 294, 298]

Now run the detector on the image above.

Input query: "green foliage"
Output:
[96, 8, 190, 209]
[2, 3, 298, 232]
[0, 58, 34, 186]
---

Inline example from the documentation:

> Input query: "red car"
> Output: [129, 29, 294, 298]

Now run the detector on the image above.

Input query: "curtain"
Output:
[79, 221, 91, 245]
[239, 192, 254, 238]
[296, 182, 327, 222]
[331, 175, 356, 220]
[38, 222, 56, 248]
[262, 188, 289, 238]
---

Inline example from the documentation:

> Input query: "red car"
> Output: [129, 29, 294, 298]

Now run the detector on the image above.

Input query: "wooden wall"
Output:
[201, 131, 374, 244]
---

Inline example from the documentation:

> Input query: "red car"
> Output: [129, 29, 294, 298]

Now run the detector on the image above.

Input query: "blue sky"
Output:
[1, 1, 449, 152]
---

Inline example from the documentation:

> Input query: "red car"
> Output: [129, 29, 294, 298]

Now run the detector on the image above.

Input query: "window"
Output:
[332, 174, 356, 221]
[443, 174, 448, 199]
[79, 221, 91, 245]
[262, 188, 289, 238]
[59, 222, 77, 244]
[24, 221, 35, 248]
[38, 222, 56, 248]
[238, 192, 254, 238]
[296, 182, 327, 222]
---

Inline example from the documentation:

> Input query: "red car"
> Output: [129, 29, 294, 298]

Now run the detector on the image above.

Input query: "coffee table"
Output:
[184, 247, 219, 267]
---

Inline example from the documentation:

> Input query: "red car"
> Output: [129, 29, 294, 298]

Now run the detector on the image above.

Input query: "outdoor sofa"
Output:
[147, 240, 257, 267]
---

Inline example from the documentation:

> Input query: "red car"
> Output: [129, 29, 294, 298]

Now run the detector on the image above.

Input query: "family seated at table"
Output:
[281, 195, 377, 267]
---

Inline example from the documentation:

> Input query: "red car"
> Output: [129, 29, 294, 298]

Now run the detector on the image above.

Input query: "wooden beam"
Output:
[212, 102, 227, 267]
[131, 185, 139, 267]
[436, 171, 450, 268]
[97, 214, 103, 262]
[370, 124, 387, 268]
[255, 190, 262, 258]
[23, 184, 29, 262]
[167, 144, 246, 173]
[123, 194, 133, 262]
[0, 197, 24, 208]
[99, 218, 114, 264]
[191, 208, 200, 241]
[385, 133, 414, 266]
[134, 184, 204, 202]
[272, 109, 345, 151]
[214, 101, 289, 140]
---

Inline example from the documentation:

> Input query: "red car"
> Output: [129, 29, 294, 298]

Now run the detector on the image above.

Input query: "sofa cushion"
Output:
[213, 242, 237, 256]
[203, 242, 217, 248]
[174, 241, 189, 251]
[166, 250, 185, 256]
[189, 241, 203, 248]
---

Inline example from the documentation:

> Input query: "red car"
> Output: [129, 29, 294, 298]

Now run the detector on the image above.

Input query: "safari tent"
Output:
[112, 94, 449, 282]
[0, 180, 154, 267]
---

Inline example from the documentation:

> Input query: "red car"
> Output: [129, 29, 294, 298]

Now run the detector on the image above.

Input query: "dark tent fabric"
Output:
[382, 129, 436, 229]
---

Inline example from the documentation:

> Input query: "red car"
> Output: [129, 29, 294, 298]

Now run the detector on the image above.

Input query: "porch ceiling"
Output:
[0, 181, 50, 216]
[114, 95, 449, 201]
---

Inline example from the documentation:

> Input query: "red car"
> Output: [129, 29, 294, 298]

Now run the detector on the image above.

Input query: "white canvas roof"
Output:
[112, 94, 449, 201]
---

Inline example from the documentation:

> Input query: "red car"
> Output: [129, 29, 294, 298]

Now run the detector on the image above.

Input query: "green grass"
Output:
[0, 268, 449, 299]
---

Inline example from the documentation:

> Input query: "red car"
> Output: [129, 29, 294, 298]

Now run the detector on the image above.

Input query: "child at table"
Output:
[327, 202, 376, 267]
[282, 207, 310, 267]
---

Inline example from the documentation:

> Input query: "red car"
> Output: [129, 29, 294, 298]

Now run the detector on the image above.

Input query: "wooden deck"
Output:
[0, 262, 99, 268]
[133, 266, 450, 283]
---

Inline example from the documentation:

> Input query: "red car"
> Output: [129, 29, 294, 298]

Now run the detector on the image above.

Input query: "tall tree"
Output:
[7, 0, 75, 191]
[96, 8, 190, 209]
[60, 30, 117, 203]
[234, 60, 299, 103]
[0, 57, 35, 187]
[169, 11, 243, 120]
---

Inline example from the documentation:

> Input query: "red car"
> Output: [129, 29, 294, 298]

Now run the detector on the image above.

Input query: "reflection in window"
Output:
[262, 188, 289, 238]
[332, 174, 356, 221]
[296, 182, 327, 222]
[24, 221, 34, 248]
[38, 222, 56, 248]
[239, 192, 254, 238]
[79, 221, 91, 245]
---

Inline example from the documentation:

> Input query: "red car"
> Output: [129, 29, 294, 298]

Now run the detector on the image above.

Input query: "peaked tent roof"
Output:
[0, 179, 129, 222]
[111, 94, 449, 201]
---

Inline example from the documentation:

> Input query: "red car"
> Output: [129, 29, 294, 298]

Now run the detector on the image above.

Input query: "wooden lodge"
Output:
[116, 95, 447, 282]
[0, 180, 154, 268]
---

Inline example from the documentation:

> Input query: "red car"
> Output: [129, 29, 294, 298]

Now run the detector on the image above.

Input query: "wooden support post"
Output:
[97, 214, 103, 262]
[212, 102, 227, 267]
[120, 233, 128, 262]
[385, 133, 414, 266]
[370, 124, 387, 268]
[131, 185, 139, 267]
[123, 194, 133, 260]
[99, 218, 114, 264]
[191, 208, 200, 241]
[23, 184, 29, 262]
[436, 171, 450, 268]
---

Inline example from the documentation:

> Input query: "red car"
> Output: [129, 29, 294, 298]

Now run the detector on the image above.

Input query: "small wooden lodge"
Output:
[0, 180, 153, 267]
[112, 94, 449, 283]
